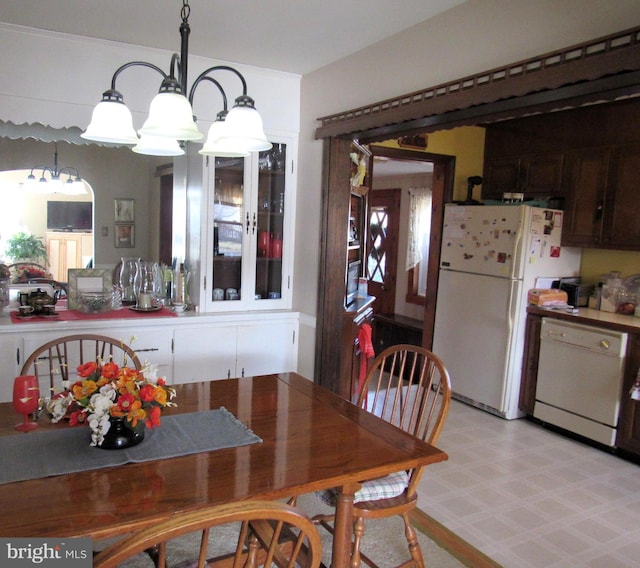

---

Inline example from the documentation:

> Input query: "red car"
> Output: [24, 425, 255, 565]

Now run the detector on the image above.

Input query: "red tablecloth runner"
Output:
[10, 306, 177, 323]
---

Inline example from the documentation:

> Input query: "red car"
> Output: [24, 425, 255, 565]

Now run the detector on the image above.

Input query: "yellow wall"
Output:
[376, 127, 486, 201]
[580, 249, 640, 285]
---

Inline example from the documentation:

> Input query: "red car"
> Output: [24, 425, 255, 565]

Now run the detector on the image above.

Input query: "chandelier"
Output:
[81, 0, 271, 158]
[25, 142, 85, 195]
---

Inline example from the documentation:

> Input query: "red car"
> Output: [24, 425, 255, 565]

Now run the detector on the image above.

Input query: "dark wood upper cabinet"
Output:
[604, 143, 640, 249]
[483, 153, 564, 201]
[483, 98, 640, 250]
[563, 147, 610, 247]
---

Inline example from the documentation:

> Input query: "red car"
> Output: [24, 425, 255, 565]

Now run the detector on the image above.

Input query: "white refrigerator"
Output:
[432, 204, 581, 419]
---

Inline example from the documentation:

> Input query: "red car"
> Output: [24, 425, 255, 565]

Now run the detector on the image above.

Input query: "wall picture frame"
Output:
[67, 268, 112, 310]
[114, 198, 135, 222]
[114, 223, 135, 248]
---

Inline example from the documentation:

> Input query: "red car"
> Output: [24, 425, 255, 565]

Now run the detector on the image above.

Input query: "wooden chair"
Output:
[93, 500, 323, 568]
[313, 344, 452, 568]
[20, 334, 142, 395]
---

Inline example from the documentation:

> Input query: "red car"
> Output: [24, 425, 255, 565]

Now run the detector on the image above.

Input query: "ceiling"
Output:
[373, 157, 433, 177]
[0, 0, 466, 75]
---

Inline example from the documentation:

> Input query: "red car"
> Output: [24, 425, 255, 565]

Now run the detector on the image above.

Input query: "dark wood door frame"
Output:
[314, 141, 453, 395]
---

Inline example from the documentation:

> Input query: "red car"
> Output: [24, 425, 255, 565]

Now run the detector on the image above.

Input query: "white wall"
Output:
[294, 0, 640, 377]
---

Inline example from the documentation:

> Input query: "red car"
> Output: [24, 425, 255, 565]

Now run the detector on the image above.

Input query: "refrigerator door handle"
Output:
[507, 279, 518, 336]
[511, 220, 524, 280]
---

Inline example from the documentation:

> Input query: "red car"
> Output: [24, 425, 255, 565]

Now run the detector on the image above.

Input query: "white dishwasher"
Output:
[534, 318, 628, 447]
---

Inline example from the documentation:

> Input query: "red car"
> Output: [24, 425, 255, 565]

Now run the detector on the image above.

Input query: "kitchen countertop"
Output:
[527, 305, 640, 334]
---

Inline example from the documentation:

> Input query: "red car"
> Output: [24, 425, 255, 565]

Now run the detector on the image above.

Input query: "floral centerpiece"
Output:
[48, 358, 176, 447]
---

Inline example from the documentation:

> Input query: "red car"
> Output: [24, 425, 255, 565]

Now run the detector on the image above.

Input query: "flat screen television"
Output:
[47, 201, 93, 231]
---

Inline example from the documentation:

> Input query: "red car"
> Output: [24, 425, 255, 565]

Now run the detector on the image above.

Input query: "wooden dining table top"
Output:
[0, 372, 447, 567]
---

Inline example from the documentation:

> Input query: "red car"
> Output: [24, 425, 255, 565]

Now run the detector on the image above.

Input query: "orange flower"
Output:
[153, 387, 167, 406]
[127, 400, 147, 427]
[77, 361, 98, 378]
[145, 405, 162, 429]
[139, 384, 156, 403]
[117, 367, 139, 381]
[96, 376, 111, 387]
[69, 409, 87, 426]
[72, 380, 98, 400]
[115, 392, 136, 413]
[101, 361, 119, 379]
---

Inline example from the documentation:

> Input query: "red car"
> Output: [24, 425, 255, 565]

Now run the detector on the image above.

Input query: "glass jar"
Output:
[134, 261, 163, 309]
[615, 289, 636, 316]
[118, 257, 139, 305]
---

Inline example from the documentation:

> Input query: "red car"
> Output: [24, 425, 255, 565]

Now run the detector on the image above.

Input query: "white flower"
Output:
[90, 392, 115, 418]
[46, 393, 73, 423]
[141, 362, 160, 384]
[89, 414, 111, 447]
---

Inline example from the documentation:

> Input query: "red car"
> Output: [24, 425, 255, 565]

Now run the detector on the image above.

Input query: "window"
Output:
[406, 188, 431, 304]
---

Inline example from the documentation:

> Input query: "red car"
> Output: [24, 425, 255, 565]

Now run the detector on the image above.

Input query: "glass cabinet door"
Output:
[201, 137, 293, 312]
[254, 143, 286, 301]
[211, 156, 245, 304]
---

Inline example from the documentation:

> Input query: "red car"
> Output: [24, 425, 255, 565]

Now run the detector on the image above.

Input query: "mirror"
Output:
[0, 126, 170, 278]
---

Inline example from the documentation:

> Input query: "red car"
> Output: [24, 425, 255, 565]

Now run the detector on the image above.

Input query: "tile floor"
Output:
[417, 399, 640, 568]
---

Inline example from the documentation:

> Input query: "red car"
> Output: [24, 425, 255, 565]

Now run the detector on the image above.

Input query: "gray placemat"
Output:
[0, 407, 262, 485]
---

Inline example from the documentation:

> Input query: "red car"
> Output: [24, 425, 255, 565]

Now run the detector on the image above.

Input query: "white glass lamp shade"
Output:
[217, 105, 272, 153]
[81, 101, 139, 144]
[138, 92, 203, 141]
[133, 134, 185, 156]
[199, 121, 250, 157]
[24, 177, 52, 194]
[61, 180, 87, 196]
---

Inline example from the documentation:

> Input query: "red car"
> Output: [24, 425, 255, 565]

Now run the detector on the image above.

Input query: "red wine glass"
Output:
[13, 375, 40, 432]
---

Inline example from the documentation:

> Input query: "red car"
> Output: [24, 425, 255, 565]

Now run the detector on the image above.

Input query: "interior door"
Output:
[366, 188, 400, 315]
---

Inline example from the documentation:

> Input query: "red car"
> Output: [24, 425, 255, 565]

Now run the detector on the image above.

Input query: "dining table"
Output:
[0, 372, 447, 568]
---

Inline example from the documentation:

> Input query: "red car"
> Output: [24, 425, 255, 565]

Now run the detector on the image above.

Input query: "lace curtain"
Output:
[406, 188, 432, 295]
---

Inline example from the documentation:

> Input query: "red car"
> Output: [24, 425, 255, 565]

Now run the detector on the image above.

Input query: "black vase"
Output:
[98, 417, 145, 450]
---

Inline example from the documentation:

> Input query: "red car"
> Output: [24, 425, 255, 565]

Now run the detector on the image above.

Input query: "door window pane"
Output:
[367, 208, 388, 284]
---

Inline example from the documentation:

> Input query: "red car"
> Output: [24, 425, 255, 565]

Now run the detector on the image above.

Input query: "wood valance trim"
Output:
[315, 26, 640, 141]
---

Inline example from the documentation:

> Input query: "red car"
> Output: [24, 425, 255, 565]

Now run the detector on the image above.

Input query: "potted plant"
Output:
[5, 232, 47, 264]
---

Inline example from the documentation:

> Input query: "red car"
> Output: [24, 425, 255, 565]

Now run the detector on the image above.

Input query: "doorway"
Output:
[159, 172, 174, 266]
[369, 146, 454, 349]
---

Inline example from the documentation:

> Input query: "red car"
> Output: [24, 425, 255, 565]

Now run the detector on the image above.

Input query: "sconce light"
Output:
[81, 0, 271, 157]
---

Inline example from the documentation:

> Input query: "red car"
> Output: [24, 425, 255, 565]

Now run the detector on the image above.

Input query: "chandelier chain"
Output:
[181, 0, 190, 23]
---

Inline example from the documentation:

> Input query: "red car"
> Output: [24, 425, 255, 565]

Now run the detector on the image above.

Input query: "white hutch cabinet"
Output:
[0, 312, 299, 402]
[172, 313, 297, 383]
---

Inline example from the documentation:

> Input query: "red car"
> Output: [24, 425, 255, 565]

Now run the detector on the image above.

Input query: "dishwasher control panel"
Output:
[541, 318, 627, 358]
